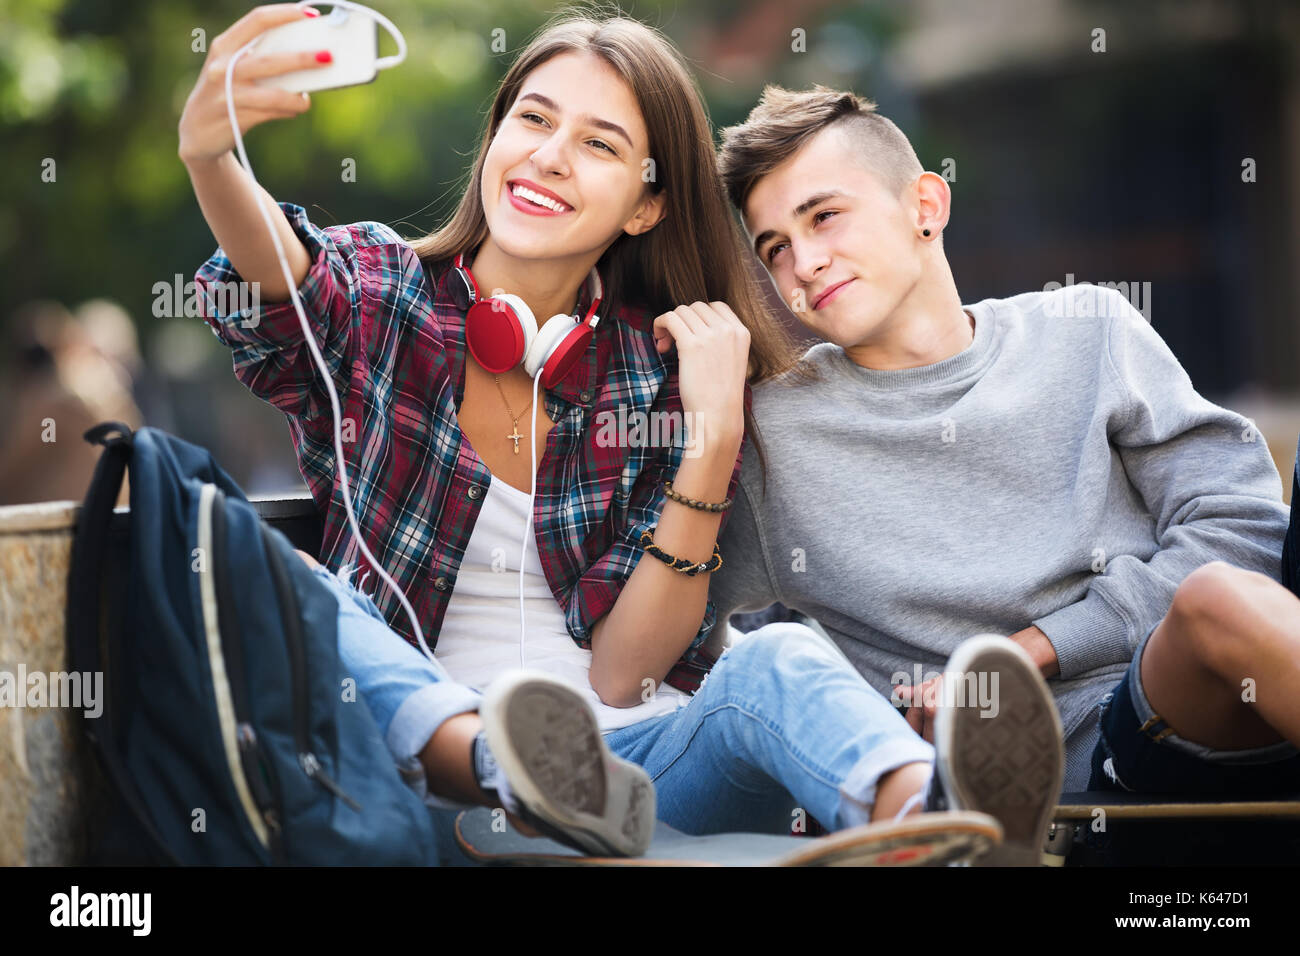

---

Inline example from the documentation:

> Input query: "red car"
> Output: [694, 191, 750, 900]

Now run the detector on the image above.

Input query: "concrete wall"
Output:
[0, 501, 103, 866]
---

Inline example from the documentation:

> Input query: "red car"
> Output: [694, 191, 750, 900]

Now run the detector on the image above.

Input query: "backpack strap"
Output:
[66, 422, 181, 865]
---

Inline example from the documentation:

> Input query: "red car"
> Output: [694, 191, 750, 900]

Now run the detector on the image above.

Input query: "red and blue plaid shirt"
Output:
[195, 202, 743, 692]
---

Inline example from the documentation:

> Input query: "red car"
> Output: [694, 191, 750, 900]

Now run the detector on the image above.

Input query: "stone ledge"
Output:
[0, 495, 322, 865]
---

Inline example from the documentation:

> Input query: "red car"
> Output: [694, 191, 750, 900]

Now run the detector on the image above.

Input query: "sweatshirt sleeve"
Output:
[1033, 288, 1290, 678]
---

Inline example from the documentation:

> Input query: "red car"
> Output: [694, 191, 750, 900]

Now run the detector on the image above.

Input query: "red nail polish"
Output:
[315, 50, 333, 63]
[303, 7, 321, 16]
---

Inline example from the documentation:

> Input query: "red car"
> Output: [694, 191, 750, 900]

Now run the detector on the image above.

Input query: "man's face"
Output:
[744, 126, 923, 349]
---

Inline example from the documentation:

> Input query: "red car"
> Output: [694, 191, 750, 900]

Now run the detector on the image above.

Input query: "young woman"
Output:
[179, 4, 1017, 864]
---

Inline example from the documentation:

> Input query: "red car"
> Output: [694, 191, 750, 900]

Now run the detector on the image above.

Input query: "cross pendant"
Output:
[507, 424, 523, 454]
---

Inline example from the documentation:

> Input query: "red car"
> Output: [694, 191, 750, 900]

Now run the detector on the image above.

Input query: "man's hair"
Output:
[717, 84, 923, 215]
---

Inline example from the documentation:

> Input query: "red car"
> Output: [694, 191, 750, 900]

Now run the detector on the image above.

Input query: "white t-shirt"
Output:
[434, 475, 691, 732]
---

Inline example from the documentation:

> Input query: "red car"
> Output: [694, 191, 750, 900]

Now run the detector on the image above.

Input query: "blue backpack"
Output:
[66, 422, 439, 865]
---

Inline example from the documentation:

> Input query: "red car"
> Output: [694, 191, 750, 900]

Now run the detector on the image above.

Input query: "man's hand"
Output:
[1007, 625, 1060, 678]
[894, 625, 1059, 743]
[895, 676, 943, 743]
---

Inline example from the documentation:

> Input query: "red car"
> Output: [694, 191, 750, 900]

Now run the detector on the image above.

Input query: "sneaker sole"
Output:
[480, 670, 655, 857]
[933, 636, 1064, 866]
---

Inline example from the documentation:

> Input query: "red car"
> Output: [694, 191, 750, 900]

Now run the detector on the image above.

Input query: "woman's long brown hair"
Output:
[410, 4, 807, 478]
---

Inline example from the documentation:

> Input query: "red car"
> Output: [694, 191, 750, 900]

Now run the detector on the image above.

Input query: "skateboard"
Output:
[1050, 791, 1300, 865]
[454, 806, 1002, 866]
[1054, 790, 1300, 821]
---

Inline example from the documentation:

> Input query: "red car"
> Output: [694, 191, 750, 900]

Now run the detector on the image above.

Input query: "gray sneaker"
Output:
[480, 670, 655, 857]
[927, 635, 1064, 866]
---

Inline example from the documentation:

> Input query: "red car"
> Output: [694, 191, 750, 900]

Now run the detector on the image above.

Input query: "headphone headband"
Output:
[452, 252, 603, 326]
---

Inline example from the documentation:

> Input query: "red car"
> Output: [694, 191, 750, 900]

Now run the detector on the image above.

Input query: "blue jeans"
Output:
[602, 624, 934, 835]
[1088, 435, 1300, 796]
[1088, 624, 1300, 795]
[312, 565, 934, 854]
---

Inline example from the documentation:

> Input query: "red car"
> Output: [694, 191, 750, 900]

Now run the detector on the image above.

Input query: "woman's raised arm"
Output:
[178, 4, 332, 301]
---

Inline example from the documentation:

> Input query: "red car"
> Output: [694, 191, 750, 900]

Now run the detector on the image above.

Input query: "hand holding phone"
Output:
[253, 5, 380, 93]
[177, 2, 407, 166]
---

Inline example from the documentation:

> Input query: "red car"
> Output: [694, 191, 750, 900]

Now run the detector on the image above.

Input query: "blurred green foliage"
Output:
[0, 1, 563, 337]
[0, 1, 900, 347]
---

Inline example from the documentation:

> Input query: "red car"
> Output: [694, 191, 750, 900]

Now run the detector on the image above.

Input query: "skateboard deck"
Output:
[454, 807, 1001, 866]
[1054, 790, 1300, 821]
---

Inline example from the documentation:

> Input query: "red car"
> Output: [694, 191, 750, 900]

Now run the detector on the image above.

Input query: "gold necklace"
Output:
[493, 374, 534, 454]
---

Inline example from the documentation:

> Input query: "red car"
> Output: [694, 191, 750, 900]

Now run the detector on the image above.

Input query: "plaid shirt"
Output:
[194, 202, 744, 692]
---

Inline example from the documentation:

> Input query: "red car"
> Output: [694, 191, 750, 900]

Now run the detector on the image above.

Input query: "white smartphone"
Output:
[253, 6, 378, 93]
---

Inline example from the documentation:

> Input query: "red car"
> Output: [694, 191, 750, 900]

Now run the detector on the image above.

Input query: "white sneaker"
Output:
[928, 635, 1064, 866]
[479, 670, 655, 857]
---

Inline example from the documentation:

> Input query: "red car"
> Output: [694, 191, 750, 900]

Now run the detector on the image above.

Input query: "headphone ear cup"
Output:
[522, 315, 574, 379]
[501, 293, 539, 359]
[466, 292, 537, 373]
[531, 319, 595, 389]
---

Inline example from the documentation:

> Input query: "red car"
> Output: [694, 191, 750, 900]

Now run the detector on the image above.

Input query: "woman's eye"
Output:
[814, 210, 837, 225]
[767, 242, 787, 263]
[520, 112, 613, 154]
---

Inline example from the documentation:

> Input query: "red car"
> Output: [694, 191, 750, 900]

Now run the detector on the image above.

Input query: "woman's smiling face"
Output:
[481, 51, 664, 263]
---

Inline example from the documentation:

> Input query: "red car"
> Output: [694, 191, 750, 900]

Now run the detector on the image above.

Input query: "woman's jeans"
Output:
[312, 564, 933, 861]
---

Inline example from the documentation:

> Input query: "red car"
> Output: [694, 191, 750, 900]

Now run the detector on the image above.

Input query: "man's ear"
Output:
[913, 171, 951, 237]
[624, 190, 668, 237]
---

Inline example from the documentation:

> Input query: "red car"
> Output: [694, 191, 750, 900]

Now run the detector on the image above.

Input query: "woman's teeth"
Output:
[511, 184, 570, 212]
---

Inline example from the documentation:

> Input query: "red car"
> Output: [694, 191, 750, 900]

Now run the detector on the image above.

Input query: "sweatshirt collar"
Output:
[832, 300, 997, 389]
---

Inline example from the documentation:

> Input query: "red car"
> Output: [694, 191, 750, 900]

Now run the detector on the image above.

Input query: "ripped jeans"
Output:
[315, 563, 934, 852]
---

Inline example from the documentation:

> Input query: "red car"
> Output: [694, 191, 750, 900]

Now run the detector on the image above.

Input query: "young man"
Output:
[709, 85, 1300, 818]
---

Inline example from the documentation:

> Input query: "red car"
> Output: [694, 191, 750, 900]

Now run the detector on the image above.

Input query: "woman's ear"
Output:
[623, 190, 668, 237]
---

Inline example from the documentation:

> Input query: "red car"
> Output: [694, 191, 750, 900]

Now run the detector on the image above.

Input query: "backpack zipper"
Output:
[198, 483, 281, 858]
[260, 524, 362, 812]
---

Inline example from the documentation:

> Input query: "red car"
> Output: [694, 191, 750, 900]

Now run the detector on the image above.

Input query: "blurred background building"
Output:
[2, 0, 1297, 502]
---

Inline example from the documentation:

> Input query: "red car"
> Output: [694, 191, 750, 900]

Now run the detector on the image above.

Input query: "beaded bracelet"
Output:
[639, 528, 723, 576]
[663, 480, 733, 513]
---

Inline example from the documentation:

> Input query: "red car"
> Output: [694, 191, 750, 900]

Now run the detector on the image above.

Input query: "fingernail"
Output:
[315, 50, 333, 63]
[303, 6, 321, 16]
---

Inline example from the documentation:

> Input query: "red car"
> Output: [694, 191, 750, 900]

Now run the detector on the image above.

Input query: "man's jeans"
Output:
[1084, 434, 1300, 797]
[312, 564, 933, 861]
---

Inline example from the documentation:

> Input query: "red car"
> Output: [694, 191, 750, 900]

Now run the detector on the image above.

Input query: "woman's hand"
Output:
[178, 4, 330, 166]
[652, 301, 750, 452]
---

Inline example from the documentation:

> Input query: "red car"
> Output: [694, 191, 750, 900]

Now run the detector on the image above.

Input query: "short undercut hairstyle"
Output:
[717, 84, 924, 216]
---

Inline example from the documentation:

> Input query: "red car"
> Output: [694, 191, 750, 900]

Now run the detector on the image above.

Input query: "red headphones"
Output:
[451, 252, 603, 389]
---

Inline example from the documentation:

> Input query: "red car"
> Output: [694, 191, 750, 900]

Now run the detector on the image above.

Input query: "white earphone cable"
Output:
[225, 2, 434, 663]
[519, 374, 541, 667]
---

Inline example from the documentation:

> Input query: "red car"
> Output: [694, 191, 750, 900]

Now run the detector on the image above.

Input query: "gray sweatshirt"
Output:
[705, 284, 1291, 790]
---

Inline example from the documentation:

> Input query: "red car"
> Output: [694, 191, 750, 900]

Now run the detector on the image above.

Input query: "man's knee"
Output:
[1166, 561, 1274, 674]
